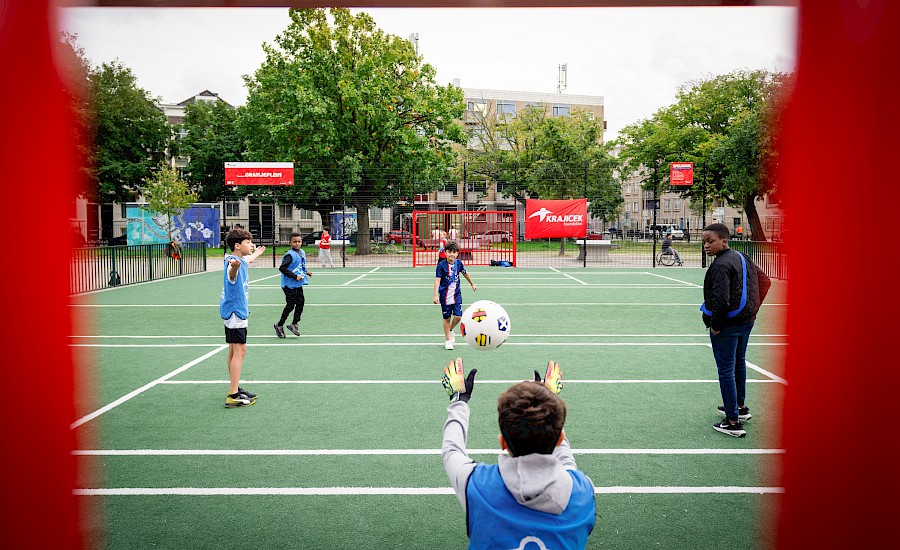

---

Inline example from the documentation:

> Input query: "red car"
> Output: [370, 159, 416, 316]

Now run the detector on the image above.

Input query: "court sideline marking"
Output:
[645, 271, 703, 288]
[342, 266, 381, 286]
[74, 486, 784, 496]
[73, 448, 784, 456]
[548, 267, 588, 285]
[70, 345, 227, 429]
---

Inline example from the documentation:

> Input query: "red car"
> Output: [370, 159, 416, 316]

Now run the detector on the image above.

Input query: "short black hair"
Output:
[445, 241, 460, 253]
[290, 232, 303, 240]
[703, 223, 730, 240]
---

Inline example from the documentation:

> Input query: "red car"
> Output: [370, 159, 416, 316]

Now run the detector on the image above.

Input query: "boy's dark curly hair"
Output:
[703, 223, 730, 240]
[226, 228, 253, 252]
[497, 381, 566, 457]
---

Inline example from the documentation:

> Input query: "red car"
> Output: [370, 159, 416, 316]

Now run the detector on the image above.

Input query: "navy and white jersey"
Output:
[220, 255, 249, 321]
[280, 248, 309, 289]
[436, 259, 466, 306]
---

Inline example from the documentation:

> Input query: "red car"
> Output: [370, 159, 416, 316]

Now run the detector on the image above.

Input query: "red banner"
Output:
[669, 162, 694, 186]
[525, 199, 587, 239]
[225, 162, 294, 186]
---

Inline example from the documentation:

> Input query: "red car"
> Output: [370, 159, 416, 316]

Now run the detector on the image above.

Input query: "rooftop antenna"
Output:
[557, 63, 567, 94]
[409, 33, 419, 55]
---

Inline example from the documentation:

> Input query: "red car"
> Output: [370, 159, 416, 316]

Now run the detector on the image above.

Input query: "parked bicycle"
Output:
[371, 241, 400, 255]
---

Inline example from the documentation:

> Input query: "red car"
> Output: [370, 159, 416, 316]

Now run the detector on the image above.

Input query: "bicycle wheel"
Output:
[657, 251, 676, 266]
[385, 243, 398, 254]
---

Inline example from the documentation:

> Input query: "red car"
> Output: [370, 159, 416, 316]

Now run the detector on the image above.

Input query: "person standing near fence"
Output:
[700, 223, 771, 437]
[318, 228, 334, 268]
[275, 232, 313, 338]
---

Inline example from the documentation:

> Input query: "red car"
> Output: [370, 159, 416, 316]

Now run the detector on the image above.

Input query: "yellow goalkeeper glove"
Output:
[533, 360, 563, 395]
[441, 357, 477, 403]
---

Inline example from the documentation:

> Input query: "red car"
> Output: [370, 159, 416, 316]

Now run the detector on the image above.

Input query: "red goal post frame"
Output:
[412, 211, 517, 267]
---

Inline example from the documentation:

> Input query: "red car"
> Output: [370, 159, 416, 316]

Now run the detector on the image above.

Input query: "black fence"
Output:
[221, 236, 786, 280]
[70, 242, 207, 294]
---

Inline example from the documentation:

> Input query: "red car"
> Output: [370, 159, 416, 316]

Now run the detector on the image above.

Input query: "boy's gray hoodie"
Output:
[442, 400, 593, 514]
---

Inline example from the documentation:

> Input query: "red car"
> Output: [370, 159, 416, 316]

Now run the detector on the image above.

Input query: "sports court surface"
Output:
[71, 266, 786, 548]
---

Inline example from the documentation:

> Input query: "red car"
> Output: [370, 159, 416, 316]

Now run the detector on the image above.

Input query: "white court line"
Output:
[251, 283, 695, 288]
[74, 448, 784, 456]
[703, 343, 788, 385]
[74, 302, 789, 308]
[74, 486, 783, 496]
[548, 267, 588, 285]
[645, 271, 702, 288]
[748, 360, 788, 385]
[70, 345, 227, 429]
[342, 267, 380, 286]
[69, 333, 789, 339]
[160, 379, 782, 385]
[70, 342, 788, 348]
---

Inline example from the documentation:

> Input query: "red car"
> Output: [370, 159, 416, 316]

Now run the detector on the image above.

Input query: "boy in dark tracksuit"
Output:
[701, 223, 772, 437]
[274, 232, 313, 338]
[441, 359, 596, 549]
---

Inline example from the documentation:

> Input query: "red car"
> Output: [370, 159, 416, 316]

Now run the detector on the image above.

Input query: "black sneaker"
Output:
[286, 324, 300, 336]
[274, 324, 286, 338]
[238, 387, 256, 399]
[713, 419, 746, 437]
[225, 393, 256, 408]
[717, 405, 752, 421]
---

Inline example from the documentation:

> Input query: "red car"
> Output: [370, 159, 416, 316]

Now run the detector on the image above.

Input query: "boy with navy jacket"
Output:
[441, 359, 596, 549]
[701, 223, 771, 436]
[275, 232, 313, 338]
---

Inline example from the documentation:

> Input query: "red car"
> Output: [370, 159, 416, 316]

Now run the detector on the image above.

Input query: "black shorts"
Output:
[225, 326, 247, 344]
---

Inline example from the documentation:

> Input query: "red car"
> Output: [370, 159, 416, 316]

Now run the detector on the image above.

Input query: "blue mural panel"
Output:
[126, 206, 221, 247]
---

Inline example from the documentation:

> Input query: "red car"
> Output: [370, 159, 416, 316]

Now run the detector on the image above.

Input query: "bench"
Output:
[575, 239, 613, 261]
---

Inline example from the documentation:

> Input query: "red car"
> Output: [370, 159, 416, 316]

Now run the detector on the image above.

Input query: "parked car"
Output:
[301, 231, 325, 246]
[385, 230, 424, 247]
[586, 232, 606, 240]
[478, 230, 513, 243]
[648, 224, 685, 240]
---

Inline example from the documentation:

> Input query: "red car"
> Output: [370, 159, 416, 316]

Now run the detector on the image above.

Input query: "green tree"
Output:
[241, 8, 467, 253]
[57, 32, 93, 201]
[617, 69, 789, 240]
[86, 61, 169, 203]
[179, 100, 245, 202]
[143, 164, 198, 240]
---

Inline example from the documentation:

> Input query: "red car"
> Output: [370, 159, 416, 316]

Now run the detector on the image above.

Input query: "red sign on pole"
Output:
[669, 162, 694, 187]
[525, 199, 588, 239]
[225, 162, 294, 186]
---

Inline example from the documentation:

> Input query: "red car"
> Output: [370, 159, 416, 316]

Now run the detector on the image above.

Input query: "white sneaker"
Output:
[444, 340, 454, 350]
[449, 332, 456, 343]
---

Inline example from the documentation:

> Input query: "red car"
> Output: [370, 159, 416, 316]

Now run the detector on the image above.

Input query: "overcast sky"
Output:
[60, 6, 797, 141]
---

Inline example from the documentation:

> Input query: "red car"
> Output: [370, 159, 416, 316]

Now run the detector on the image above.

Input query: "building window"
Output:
[225, 202, 239, 217]
[674, 198, 681, 210]
[633, 201, 638, 212]
[278, 204, 293, 219]
[467, 100, 487, 114]
[524, 101, 543, 111]
[496, 100, 516, 117]
[663, 199, 671, 211]
[443, 181, 458, 194]
[552, 104, 570, 117]
[298, 208, 314, 220]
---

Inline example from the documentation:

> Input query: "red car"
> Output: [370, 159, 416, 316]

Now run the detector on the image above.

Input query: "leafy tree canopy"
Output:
[143, 164, 197, 238]
[616, 69, 791, 240]
[179, 100, 245, 203]
[88, 61, 170, 204]
[240, 8, 467, 252]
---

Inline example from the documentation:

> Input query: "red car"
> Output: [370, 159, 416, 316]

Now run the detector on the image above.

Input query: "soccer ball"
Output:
[460, 300, 511, 351]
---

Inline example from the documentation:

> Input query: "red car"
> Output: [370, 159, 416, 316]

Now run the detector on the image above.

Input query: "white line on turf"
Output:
[68, 333, 789, 339]
[70, 342, 788, 348]
[73, 448, 784, 456]
[70, 345, 227, 429]
[73, 486, 784, 496]
[158, 379, 782, 385]
[644, 271, 702, 288]
[70, 302, 788, 307]
[748, 360, 788, 385]
[342, 267, 380, 286]
[548, 267, 588, 285]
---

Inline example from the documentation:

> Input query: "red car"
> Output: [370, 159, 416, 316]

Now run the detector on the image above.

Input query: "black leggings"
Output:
[278, 286, 305, 325]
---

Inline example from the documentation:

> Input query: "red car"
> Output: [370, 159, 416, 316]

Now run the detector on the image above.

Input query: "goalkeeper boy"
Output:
[441, 359, 596, 549]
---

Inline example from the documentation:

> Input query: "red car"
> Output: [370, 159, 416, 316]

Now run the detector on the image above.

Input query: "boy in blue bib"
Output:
[441, 359, 596, 549]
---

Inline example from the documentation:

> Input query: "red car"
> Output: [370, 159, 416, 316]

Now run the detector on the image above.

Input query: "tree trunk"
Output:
[743, 194, 767, 242]
[353, 197, 371, 255]
[558, 239, 566, 256]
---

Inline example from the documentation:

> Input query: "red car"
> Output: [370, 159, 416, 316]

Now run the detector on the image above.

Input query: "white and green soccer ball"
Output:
[460, 300, 511, 351]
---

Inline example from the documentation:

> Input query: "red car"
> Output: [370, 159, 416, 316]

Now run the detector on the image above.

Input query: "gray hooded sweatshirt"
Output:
[442, 400, 594, 514]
